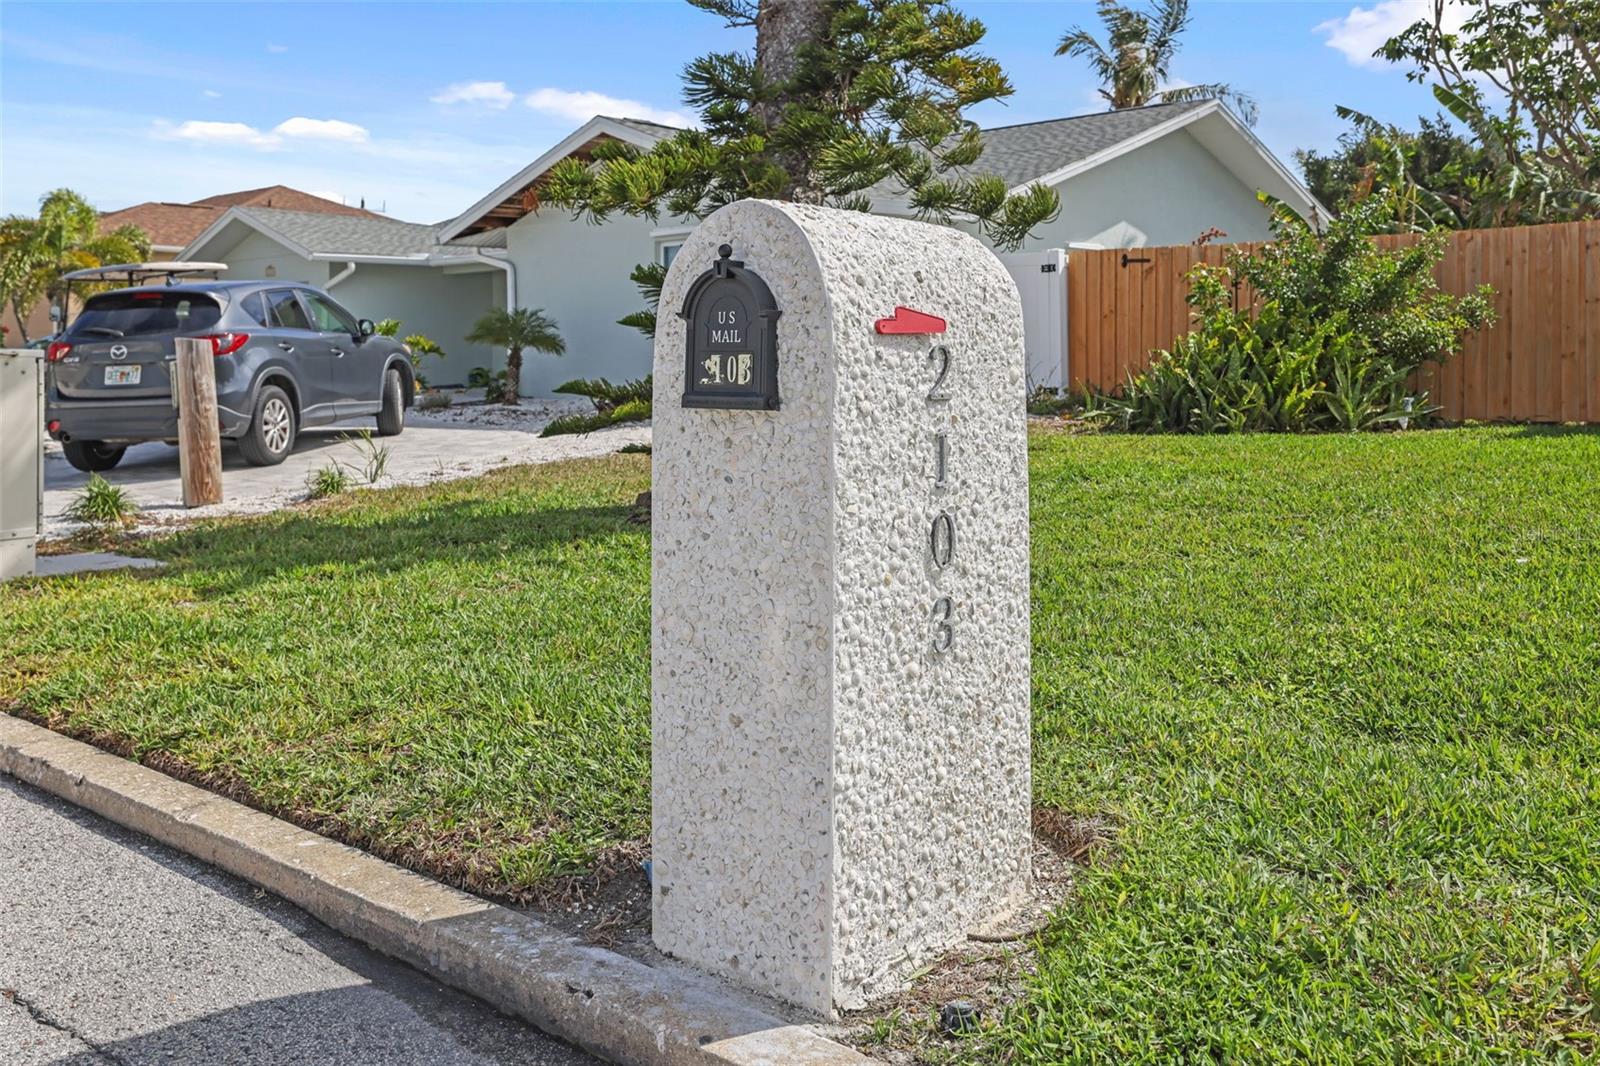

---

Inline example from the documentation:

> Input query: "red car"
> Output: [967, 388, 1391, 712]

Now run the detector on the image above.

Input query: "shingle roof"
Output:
[103, 186, 382, 248]
[969, 101, 1208, 188]
[588, 102, 1210, 191]
[99, 202, 224, 248]
[236, 207, 443, 257]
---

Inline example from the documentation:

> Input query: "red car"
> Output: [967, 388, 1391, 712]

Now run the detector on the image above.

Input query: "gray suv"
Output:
[46, 280, 414, 471]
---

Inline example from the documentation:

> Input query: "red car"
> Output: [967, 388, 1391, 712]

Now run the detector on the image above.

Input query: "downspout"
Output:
[326, 261, 357, 289]
[464, 250, 518, 394]
[466, 251, 516, 308]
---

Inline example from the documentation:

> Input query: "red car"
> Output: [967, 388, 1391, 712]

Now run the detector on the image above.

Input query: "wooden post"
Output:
[174, 337, 223, 507]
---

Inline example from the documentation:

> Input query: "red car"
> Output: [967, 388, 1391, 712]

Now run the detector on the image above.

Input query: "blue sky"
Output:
[1, 1, 1453, 224]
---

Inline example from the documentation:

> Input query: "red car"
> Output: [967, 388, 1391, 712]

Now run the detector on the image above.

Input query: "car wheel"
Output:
[239, 384, 297, 466]
[376, 367, 405, 437]
[62, 440, 127, 472]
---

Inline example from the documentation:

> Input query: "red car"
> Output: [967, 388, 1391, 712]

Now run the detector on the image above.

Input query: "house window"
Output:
[661, 242, 683, 268]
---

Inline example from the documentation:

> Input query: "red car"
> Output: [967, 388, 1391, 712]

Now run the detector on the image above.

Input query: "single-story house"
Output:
[181, 100, 1324, 393]
[180, 208, 510, 384]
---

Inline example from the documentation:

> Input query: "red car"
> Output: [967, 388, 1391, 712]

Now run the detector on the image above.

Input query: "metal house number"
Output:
[925, 343, 956, 653]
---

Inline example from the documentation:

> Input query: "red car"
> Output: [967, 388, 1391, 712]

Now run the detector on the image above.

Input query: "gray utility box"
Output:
[1, 349, 44, 581]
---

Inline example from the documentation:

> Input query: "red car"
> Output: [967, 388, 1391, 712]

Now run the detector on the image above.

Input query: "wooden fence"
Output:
[1066, 220, 1600, 423]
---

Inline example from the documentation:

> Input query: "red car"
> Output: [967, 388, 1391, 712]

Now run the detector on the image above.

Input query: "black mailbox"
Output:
[678, 244, 781, 410]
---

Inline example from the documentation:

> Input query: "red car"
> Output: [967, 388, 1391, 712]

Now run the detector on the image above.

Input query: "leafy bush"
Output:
[66, 474, 137, 528]
[544, 376, 653, 436]
[305, 463, 350, 500]
[554, 375, 652, 415]
[539, 398, 652, 438]
[466, 367, 494, 390]
[1115, 199, 1495, 433]
[374, 318, 446, 385]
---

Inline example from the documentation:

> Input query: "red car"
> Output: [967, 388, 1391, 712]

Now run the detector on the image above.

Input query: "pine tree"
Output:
[542, 0, 1059, 250]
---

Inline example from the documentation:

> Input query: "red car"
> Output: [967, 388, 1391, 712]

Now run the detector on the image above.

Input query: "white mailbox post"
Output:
[1, 349, 44, 581]
[651, 200, 1032, 1016]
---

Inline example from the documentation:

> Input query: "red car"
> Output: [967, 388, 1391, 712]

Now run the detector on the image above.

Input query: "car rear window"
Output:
[69, 292, 222, 338]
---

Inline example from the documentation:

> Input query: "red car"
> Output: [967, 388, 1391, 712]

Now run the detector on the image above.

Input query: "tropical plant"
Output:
[66, 474, 138, 529]
[554, 376, 653, 415]
[0, 189, 151, 343]
[466, 367, 495, 391]
[464, 307, 565, 405]
[617, 263, 667, 339]
[545, 376, 654, 437]
[1112, 198, 1495, 433]
[541, 0, 1059, 251]
[1055, 0, 1257, 125]
[373, 318, 446, 386]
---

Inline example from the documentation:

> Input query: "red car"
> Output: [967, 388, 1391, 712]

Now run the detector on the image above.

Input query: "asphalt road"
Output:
[0, 776, 598, 1066]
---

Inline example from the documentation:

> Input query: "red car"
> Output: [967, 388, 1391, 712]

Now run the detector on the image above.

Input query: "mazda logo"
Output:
[109, 344, 128, 360]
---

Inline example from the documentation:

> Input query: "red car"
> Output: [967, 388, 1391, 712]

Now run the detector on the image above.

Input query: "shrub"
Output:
[305, 463, 350, 500]
[542, 378, 653, 437]
[466, 367, 494, 390]
[1114, 199, 1495, 433]
[66, 475, 137, 528]
[618, 442, 652, 455]
[554, 375, 652, 415]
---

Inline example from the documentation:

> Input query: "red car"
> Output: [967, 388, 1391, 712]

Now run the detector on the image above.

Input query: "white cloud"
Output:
[431, 80, 515, 109]
[265, 43, 288, 54]
[165, 120, 279, 148]
[307, 189, 347, 205]
[202, 89, 222, 99]
[1315, 1, 1468, 68]
[271, 117, 369, 143]
[524, 88, 691, 129]
[156, 116, 370, 150]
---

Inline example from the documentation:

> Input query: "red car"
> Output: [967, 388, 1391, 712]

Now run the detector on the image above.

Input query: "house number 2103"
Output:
[925, 343, 955, 653]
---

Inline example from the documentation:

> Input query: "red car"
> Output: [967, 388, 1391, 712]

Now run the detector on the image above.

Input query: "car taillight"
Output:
[46, 341, 72, 362]
[202, 332, 250, 356]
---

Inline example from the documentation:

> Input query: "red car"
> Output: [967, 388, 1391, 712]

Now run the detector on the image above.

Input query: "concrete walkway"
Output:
[0, 775, 597, 1066]
[42, 401, 650, 538]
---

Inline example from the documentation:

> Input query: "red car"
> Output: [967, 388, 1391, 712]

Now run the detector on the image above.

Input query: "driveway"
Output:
[0, 775, 598, 1065]
[43, 399, 650, 538]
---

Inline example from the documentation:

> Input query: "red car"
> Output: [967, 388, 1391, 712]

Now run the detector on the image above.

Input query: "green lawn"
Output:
[4, 429, 1598, 1060]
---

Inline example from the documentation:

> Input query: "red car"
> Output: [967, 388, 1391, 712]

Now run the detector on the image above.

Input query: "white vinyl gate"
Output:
[999, 248, 1068, 392]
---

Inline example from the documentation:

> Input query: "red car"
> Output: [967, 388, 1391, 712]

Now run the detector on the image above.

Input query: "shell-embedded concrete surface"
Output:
[651, 200, 1032, 1015]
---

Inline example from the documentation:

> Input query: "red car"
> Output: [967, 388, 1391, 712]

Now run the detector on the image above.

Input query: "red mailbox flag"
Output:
[874, 307, 947, 334]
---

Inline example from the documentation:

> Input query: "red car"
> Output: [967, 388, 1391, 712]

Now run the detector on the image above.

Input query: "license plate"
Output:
[104, 365, 141, 386]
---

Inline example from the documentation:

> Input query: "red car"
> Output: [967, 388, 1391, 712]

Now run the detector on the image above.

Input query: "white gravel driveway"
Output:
[42, 398, 650, 538]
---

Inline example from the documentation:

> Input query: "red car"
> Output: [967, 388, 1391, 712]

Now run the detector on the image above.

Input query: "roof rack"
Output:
[58, 261, 230, 286]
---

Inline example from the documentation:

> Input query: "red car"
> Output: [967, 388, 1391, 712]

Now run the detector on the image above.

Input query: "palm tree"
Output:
[0, 189, 150, 342]
[464, 307, 565, 405]
[1055, 0, 1257, 126]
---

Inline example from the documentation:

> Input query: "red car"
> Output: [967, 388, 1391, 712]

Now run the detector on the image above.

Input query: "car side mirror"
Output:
[357, 318, 375, 338]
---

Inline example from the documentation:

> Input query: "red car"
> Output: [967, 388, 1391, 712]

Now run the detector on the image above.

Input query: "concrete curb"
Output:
[0, 715, 868, 1066]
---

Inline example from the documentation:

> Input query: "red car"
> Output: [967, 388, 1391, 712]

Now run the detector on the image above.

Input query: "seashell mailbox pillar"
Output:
[651, 199, 1031, 1016]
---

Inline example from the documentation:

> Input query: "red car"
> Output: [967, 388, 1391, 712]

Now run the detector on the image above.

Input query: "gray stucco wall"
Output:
[504, 210, 663, 396]
[217, 230, 329, 286]
[330, 266, 504, 387]
[1017, 128, 1276, 250]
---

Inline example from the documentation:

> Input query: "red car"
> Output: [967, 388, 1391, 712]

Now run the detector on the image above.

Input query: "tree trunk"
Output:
[504, 344, 523, 405]
[755, 0, 834, 203]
